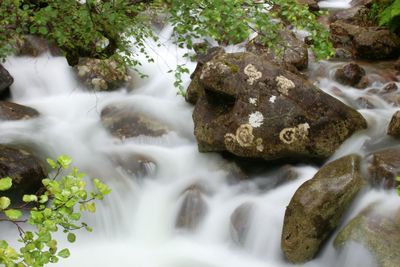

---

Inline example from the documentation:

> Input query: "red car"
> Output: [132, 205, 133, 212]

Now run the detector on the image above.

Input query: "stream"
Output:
[1, 1, 400, 266]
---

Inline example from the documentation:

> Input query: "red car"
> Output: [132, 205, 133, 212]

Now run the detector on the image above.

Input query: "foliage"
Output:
[378, 0, 400, 31]
[0, 0, 334, 94]
[0, 155, 111, 267]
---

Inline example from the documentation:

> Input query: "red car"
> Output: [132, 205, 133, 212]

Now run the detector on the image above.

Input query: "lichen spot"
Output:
[256, 138, 264, 152]
[296, 123, 310, 139]
[248, 111, 264, 128]
[244, 64, 262, 85]
[276, 75, 295, 95]
[269, 95, 277, 103]
[249, 97, 258, 106]
[224, 133, 236, 147]
[200, 61, 231, 80]
[279, 127, 297, 144]
[236, 124, 254, 147]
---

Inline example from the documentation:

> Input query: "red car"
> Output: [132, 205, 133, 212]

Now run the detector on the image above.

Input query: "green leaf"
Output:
[0, 177, 12, 191]
[22, 194, 38, 202]
[57, 155, 72, 169]
[67, 233, 76, 243]
[5, 209, 22, 220]
[0, 196, 11, 210]
[58, 248, 70, 258]
[47, 158, 58, 169]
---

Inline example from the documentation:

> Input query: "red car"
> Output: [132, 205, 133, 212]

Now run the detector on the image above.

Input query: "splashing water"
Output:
[1, 10, 399, 267]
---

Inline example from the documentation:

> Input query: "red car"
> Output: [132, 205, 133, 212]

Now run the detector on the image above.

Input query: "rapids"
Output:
[1, 2, 399, 267]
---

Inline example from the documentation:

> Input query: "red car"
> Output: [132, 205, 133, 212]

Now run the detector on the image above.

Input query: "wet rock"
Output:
[230, 202, 255, 245]
[335, 204, 400, 267]
[355, 95, 375, 109]
[350, 0, 374, 7]
[281, 154, 364, 263]
[334, 48, 353, 60]
[367, 148, 400, 188]
[330, 6, 371, 26]
[0, 65, 13, 99]
[382, 82, 398, 94]
[297, 0, 320, 11]
[175, 185, 208, 230]
[330, 21, 400, 60]
[110, 153, 157, 178]
[101, 104, 168, 139]
[388, 111, 400, 139]
[246, 30, 308, 71]
[0, 101, 39, 121]
[189, 51, 367, 161]
[15, 35, 61, 57]
[75, 58, 131, 91]
[0, 145, 47, 200]
[334, 62, 366, 86]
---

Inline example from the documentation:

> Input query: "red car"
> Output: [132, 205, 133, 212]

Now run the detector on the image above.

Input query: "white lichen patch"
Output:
[248, 111, 264, 128]
[276, 75, 295, 95]
[269, 95, 277, 103]
[279, 122, 310, 145]
[200, 61, 231, 80]
[256, 138, 264, 152]
[249, 97, 258, 106]
[236, 124, 254, 147]
[224, 133, 236, 146]
[244, 64, 262, 85]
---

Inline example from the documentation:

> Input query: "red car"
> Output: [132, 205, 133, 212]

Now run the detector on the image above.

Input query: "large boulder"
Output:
[246, 30, 308, 71]
[281, 154, 365, 263]
[101, 104, 168, 139]
[367, 148, 400, 188]
[0, 145, 47, 200]
[330, 21, 400, 60]
[335, 204, 400, 267]
[0, 101, 39, 121]
[0, 65, 13, 99]
[334, 62, 366, 86]
[75, 58, 131, 91]
[175, 185, 208, 230]
[189, 52, 367, 161]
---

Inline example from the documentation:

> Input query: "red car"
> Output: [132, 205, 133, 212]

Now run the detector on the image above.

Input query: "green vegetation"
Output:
[0, 155, 111, 267]
[0, 0, 334, 94]
[378, 0, 400, 31]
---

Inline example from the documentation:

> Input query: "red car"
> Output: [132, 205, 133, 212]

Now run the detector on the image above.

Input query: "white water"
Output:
[2, 11, 400, 267]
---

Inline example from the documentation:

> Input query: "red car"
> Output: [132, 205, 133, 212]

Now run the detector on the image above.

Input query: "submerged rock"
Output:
[14, 35, 61, 57]
[0, 145, 47, 200]
[230, 202, 255, 245]
[246, 29, 308, 71]
[388, 111, 400, 139]
[335, 204, 400, 267]
[0, 101, 39, 121]
[188, 51, 367, 161]
[281, 154, 364, 263]
[175, 185, 208, 230]
[110, 153, 157, 178]
[101, 104, 168, 139]
[367, 148, 400, 188]
[0, 65, 13, 99]
[334, 62, 366, 87]
[75, 58, 131, 91]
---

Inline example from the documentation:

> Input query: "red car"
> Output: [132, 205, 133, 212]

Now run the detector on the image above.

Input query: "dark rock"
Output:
[75, 58, 131, 91]
[330, 6, 371, 26]
[334, 48, 354, 59]
[0, 65, 13, 99]
[355, 96, 375, 109]
[175, 185, 208, 230]
[297, 0, 320, 11]
[350, 0, 374, 7]
[230, 202, 255, 245]
[367, 148, 400, 188]
[281, 154, 364, 263]
[388, 111, 400, 139]
[335, 204, 400, 267]
[0, 101, 39, 121]
[101, 104, 168, 139]
[395, 58, 400, 71]
[246, 30, 308, 71]
[189, 51, 367, 161]
[334, 62, 366, 86]
[0, 145, 47, 200]
[15, 35, 61, 57]
[330, 21, 400, 60]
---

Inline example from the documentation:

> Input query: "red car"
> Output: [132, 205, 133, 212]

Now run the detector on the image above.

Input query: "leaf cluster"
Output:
[378, 0, 400, 31]
[0, 155, 111, 267]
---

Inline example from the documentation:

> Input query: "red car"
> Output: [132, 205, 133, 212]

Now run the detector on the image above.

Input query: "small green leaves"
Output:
[93, 178, 111, 197]
[67, 233, 76, 243]
[47, 159, 58, 169]
[5, 209, 22, 221]
[23, 195, 38, 203]
[0, 177, 12, 191]
[57, 248, 70, 258]
[0, 197, 10, 210]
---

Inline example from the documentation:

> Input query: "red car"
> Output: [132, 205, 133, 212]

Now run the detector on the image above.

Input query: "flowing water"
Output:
[2, 2, 400, 267]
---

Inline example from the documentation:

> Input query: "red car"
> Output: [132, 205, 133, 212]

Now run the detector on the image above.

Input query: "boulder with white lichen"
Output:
[186, 51, 367, 161]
